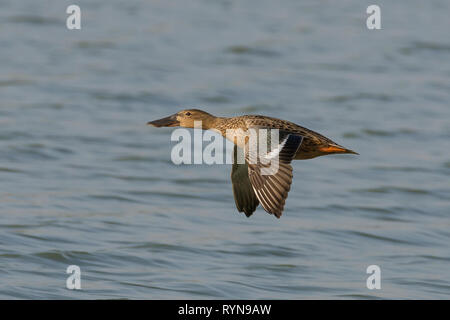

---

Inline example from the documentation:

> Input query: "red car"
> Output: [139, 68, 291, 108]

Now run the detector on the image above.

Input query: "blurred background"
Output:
[0, 0, 449, 299]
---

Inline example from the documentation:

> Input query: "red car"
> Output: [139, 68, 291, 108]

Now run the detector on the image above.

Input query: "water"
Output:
[0, 0, 449, 299]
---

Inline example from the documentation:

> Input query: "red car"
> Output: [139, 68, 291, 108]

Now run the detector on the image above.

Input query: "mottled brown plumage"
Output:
[148, 109, 358, 218]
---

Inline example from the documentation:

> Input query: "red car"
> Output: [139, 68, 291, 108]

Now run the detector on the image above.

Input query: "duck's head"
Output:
[147, 109, 216, 129]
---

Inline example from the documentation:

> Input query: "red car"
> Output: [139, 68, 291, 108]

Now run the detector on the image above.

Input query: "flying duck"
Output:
[148, 109, 357, 218]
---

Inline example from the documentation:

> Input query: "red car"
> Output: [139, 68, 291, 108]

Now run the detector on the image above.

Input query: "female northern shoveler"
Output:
[148, 109, 358, 218]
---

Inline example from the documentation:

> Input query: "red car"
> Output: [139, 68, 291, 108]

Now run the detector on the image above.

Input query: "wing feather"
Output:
[230, 145, 259, 217]
[246, 132, 303, 218]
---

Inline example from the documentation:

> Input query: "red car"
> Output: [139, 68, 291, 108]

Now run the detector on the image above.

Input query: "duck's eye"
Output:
[185, 112, 191, 116]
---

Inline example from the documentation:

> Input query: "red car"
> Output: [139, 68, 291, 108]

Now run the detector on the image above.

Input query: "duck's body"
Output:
[207, 114, 356, 160]
[148, 109, 357, 218]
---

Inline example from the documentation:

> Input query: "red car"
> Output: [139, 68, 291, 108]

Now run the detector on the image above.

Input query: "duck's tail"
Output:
[319, 144, 359, 155]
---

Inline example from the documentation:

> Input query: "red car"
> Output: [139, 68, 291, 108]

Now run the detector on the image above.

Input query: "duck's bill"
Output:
[147, 114, 179, 127]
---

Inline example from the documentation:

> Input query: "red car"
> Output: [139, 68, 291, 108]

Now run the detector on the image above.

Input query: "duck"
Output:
[148, 109, 358, 218]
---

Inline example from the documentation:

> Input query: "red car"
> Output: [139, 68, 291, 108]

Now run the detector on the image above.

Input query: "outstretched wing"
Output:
[231, 145, 259, 217]
[246, 131, 303, 218]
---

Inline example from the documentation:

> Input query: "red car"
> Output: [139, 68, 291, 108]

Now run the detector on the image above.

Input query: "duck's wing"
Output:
[246, 130, 303, 218]
[231, 145, 259, 217]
